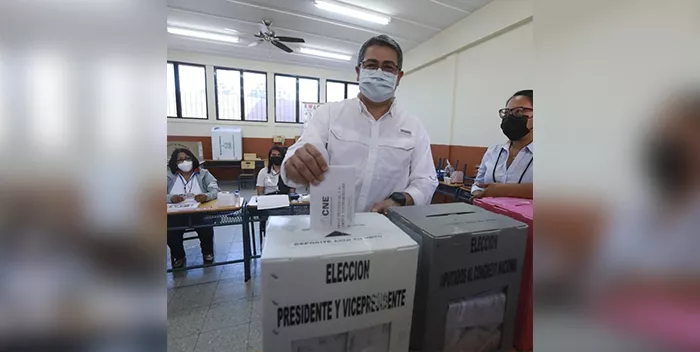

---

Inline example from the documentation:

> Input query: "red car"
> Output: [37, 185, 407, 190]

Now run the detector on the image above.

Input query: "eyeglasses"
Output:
[360, 59, 400, 74]
[499, 107, 533, 119]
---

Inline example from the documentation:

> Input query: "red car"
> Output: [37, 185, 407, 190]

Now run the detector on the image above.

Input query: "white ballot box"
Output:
[211, 127, 242, 160]
[261, 213, 419, 352]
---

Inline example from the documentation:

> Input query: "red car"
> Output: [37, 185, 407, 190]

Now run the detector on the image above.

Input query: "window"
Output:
[298, 78, 320, 123]
[274, 74, 320, 123]
[167, 62, 207, 119]
[325, 80, 359, 102]
[215, 67, 267, 121]
[167, 64, 177, 117]
[346, 83, 360, 99]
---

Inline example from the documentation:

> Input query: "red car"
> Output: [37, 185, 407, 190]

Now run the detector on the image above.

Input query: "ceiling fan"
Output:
[248, 20, 305, 53]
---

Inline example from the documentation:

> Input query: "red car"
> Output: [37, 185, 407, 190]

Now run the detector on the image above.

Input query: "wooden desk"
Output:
[456, 186, 474, 204]
[435, 181, 464, 201]
[202, 159, 265, 168]
[202, 159, 266, 182]
[167, 197, 253, 281]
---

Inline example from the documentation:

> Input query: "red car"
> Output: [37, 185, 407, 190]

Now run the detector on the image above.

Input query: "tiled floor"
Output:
[167, 185, 264, 352]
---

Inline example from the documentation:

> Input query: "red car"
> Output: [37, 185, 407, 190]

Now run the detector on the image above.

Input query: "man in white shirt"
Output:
[281, 35, 438, 213]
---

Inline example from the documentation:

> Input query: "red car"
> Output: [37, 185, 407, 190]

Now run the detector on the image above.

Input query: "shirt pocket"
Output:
[328, 127, 369, 165]
[377, 137, 414, 176]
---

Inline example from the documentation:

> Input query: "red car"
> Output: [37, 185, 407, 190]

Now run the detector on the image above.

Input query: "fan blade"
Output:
[271, 40, 293, 53]
[274, 36, 305, 43]
[259, 21, 270, 34]
[248, 40, 262, 47]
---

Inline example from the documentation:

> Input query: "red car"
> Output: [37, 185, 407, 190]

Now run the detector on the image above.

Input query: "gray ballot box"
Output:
[387, 203, 528, 352]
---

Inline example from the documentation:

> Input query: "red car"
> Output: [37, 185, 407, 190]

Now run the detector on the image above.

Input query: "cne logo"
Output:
[321, 196, 330, 216]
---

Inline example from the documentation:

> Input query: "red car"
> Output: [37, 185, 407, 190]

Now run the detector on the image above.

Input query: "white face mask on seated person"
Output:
[178, 160, 193, 173]
[358, 68, 398, 103]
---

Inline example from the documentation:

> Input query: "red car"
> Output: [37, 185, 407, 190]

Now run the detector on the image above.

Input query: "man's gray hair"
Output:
[357, 34, 403, 70]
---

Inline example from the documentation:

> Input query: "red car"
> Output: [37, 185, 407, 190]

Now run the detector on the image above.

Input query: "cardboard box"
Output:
[273, 135, 286, 144]
[387, 203, 527, 352]
[261, 213, 419, 352]
[244, 153, 257, 161]
[211, 127, 242, 160]
[473, 198, 533, 351]
[167, 141, 204, 162]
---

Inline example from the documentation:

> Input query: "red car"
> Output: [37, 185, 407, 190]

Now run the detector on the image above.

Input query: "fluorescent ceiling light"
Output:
[314, 0, 391, 25]
[299, 47, 352, 61]
[223, 28, 238, 33]
[167, 27, 239, 43]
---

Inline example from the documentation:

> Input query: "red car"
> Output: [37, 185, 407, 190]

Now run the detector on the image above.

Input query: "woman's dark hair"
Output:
[507, 89, 534, 106]
[168, 148, 200, 173]
[267, 145, 286, 173]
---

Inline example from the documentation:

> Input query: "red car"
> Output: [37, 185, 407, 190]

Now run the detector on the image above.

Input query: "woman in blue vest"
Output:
[167, 148, 221, 269]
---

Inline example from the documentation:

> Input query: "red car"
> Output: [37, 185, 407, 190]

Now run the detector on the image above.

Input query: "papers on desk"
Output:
[256, 194, 290, 210]
[167, 200, 200, 213]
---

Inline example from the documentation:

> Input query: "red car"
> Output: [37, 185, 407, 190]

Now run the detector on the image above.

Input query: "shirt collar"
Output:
[357, 97, 398, 120]
[500, 141, 534, 154]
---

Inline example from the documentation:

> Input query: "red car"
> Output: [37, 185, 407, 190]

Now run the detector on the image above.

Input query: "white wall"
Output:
[452, 21, 533, 147]
[402, 0, 533, 73]
[167, 49, 357, 138]
[534, 0, 700, 200]
[396, 55, 457, 145]
[397, 2, 533, 148]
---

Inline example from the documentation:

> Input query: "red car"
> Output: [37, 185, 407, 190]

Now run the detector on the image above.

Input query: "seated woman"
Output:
[472, 90, 534, 200]
[166, 148, 221, 269]
[257, 146, 295, 195]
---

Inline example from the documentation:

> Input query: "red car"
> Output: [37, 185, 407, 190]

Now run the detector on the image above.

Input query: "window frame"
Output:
[167, 61, 209, 120]
[325, 79, 359, 102]
[214, 66, 268, 122]
[273, 73, 321, 124]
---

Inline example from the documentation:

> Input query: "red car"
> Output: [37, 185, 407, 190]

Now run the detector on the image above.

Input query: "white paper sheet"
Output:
[167, 200, 200, 213]
[256, 194, 290, 210]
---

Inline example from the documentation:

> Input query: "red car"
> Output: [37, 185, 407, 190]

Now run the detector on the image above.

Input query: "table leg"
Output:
[241, 209, 251, 282]
[250, 219, 257, 257]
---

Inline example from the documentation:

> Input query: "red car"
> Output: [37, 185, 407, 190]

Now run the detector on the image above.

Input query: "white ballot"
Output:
[310, 165, 355, 230]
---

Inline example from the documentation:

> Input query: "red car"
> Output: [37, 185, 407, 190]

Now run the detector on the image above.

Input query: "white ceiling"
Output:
[167, 0, 493, 70]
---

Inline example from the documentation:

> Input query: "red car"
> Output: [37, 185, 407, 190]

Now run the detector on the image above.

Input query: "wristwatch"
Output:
[389, 192, 407, 206]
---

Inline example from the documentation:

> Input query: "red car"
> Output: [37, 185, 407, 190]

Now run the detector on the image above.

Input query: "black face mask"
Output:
[500, 115, 531, 141]
[270, 156, 283, 165]
[647, 139, 688, 193]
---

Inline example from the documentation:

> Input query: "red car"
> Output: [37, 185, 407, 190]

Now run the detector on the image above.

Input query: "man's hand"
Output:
[370, 199, 399, 214]
[285, 144, 329, 185]
[194, 194, 208, 202]
[170, 195, 185, 203]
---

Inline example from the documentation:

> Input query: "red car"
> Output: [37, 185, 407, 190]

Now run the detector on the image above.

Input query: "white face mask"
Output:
[359, 68, 398, 103]
[178, 160, 193, 173]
